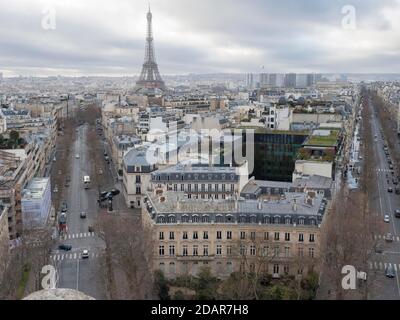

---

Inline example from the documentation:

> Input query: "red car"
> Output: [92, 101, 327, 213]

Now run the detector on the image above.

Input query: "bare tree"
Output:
[95, 210, 155, 299]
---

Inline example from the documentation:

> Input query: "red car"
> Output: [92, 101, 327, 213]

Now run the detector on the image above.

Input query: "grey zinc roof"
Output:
[146, 191, 324, 217]
[124, 147, 156, 166]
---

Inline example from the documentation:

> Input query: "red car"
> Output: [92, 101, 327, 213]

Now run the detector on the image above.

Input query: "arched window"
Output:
[215, 214, 224, 223]
[157, 215, 165, 223]
[285, 217, 291, 225]
[239, 215, 246, 223]
[168, 215, 176, 223]
[181, 214, 189, 223]
[274, 216, 280, 224]
[263, 216, 270, 224]
[250, 215, 257, 224]
[202, 215, 210, 223]
[192, 214, 199, 223]
[226, 214, 234, 223]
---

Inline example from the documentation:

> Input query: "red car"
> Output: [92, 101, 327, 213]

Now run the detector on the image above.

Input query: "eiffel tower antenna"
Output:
[135, 5, 166, 93]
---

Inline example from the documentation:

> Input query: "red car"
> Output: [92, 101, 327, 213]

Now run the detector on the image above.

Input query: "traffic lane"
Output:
[57, 259, 78, 291]
[369, 248, 400, 299]
[76, 255, 107, 299]
[371, 113, 400, 235]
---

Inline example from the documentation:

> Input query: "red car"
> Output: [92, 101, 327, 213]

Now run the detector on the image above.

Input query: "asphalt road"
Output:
[49, 122, 121, 299]
[365, 96, 400, 299]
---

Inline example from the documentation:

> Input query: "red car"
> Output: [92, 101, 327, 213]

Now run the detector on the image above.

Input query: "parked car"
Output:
[98, 169, 103, 175]
[88, 226, 94, 233]
[75, 154, 80, 159]
[396, 188, 400, 195]
[53, 186, 58, 193]
[395, 209, 400, 218]
[61, 202, 68, 213]
[384, 215, 390, 223]
[58, 244, 72, 251]
[80, 211, 87, 219]
[388, 187, 393, 193]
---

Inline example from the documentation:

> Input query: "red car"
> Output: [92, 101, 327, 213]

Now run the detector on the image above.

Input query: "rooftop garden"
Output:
[305, 130, 340, 147]
[297, 147, 336, 162]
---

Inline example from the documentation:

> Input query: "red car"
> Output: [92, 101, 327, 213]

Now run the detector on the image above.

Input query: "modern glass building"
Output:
[244, 130, 308, 182]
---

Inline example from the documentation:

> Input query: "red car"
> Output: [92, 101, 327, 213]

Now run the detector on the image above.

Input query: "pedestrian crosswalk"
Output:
[374, 234, 400, 242]
[50, 251, 100, 261]
[61, 232, 95, 240]
[369, 261, 399, 271]
[376, 168, 393, 173]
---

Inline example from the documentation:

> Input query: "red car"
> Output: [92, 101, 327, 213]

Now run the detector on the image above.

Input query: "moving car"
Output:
[375, 243, 383, 254]
[385, 232, 394, 242]
[386, 265, 395, 278]
[395, 209, 400, 218]
[53, 186, 58, 193]
[81, 249, 89, 259]
[58, 244, 72, 251]
[61, 202, 68, 213]
[388, 187, 393, 193]
[75, 154, 80, 159]
[80, 211, 87, 219]
[98, 169, 103, 175]
[384, 215, 390, 223]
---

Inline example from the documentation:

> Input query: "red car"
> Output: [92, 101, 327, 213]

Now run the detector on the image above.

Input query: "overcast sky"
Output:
[0, 0, 399, 76]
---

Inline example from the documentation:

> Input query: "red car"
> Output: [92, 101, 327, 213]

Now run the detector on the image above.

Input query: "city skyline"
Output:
[1, 0, 400, 77]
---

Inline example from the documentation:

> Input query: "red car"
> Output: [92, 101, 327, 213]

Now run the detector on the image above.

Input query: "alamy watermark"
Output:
[144, 128, 255, 175]
[341, 265, 367, 290]
[41, 265, 57, 290]
[341, 5, 357, 30]
[41, 5, 56, 30]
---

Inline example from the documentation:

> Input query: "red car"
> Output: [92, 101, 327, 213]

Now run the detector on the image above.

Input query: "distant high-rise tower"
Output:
[136, 6, 166, 92]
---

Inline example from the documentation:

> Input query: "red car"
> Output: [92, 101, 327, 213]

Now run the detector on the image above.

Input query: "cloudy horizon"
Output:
[1, 0, 400, 77]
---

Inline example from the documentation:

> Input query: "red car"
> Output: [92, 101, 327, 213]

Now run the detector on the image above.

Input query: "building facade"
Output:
[143, 189, 326, 279]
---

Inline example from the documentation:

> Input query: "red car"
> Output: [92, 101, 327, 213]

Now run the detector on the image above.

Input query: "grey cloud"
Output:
[0, 0, 399, 75]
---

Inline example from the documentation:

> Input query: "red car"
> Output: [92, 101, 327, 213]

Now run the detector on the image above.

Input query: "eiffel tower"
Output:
[135, 6, 166, 92]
